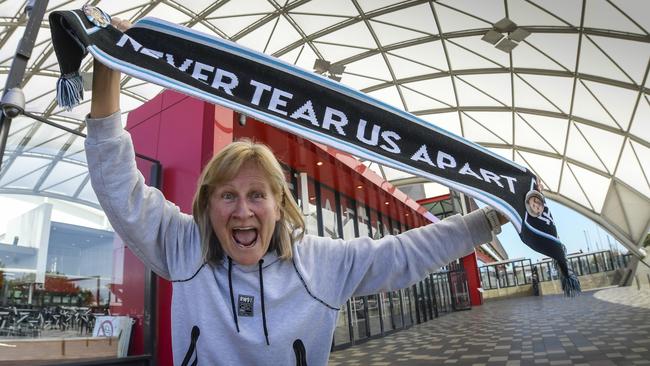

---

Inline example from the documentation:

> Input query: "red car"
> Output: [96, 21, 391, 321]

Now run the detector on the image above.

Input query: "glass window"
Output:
[369, 209, 381, 240]
[389, 217, 401, 236]
[381, 214, 391, 238]
[399, 214, 408, 234]
[333, 300, 351, 346]
[417, 281, 428, 321]
[424, 277, 435, 319]
[320, 186, 339, 239]
[367, 294, 381, 335]
[401, 288, 413, 326]
[287, 168, 298, 201]
[436, 274, 452, 313]
[380, 291, 392, 331]
[324, 188, 349, 346]
[341, 197, 357, 240]
[297, 178, 319, 235]
[404, 209, 413, 232]
[351, 296, 368, 340]
[391, 291, 403, 329]
[348, 200, 368, 341]
[356, 203, 370, 238]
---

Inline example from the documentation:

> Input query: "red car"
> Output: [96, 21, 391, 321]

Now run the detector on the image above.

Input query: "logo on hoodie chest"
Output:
[238, 294, 254, 317]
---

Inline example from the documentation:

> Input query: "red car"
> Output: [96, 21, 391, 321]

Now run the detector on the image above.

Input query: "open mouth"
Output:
[232, 227, 258, 248]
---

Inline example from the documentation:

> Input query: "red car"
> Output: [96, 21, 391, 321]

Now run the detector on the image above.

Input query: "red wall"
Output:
[462, 252, 483, 306]
[127, 90, 229, 365]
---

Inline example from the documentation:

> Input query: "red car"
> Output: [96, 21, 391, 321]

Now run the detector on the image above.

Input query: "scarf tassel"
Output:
[557, 263, 581, 297]
[56, 72, 84, 111]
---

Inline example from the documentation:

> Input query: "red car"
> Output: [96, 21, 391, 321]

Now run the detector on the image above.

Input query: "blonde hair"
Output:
[192, 139, 305, 265]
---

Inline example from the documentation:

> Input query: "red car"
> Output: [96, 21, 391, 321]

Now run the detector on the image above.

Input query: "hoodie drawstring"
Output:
[227, 257, 270, 345]
[227, 257, 240, 333]
[259, 259, 270, 345]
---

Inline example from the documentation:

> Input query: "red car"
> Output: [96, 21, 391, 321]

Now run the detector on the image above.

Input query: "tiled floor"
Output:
[329, 287, 650, 365]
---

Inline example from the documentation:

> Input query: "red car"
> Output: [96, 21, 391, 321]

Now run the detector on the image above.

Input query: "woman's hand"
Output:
[89, 17, 132, 118]
[112, 17, 132, 32]
[496, 211, 509, 225]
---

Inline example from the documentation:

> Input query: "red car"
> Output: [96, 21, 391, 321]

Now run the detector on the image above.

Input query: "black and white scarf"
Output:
[49, 7, 579, 295]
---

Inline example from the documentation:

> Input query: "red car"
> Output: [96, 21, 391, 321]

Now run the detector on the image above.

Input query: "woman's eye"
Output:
[251, 192, 265, 200]
[221, 192, 235, 200]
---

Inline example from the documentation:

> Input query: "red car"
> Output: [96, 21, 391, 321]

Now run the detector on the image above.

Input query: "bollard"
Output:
[635, 275, 640, 290]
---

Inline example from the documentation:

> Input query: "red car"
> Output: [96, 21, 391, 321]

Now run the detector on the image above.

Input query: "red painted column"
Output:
[126, 90, 234, 365]
[461, 252, 483, 306]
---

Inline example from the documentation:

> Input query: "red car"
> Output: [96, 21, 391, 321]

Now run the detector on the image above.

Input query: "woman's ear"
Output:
[275, 203, 281, 222]
[275, 192, 285, 221]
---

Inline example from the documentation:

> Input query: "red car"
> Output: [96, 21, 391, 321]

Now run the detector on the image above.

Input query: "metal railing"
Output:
[479, 258, 534, 290]
[479, 251, 632, 290]
[536, 250, 632, 281]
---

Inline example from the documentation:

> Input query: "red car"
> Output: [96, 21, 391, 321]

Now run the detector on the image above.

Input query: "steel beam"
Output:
[0, 0, 48, 172]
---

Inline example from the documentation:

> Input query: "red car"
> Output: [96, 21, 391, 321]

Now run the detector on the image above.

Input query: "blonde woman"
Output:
[85, 18, 506, 366]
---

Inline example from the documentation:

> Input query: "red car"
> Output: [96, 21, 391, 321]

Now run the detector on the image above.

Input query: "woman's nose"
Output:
[233, 199, 253, 218]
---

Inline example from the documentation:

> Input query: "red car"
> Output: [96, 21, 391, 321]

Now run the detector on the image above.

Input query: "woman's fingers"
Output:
[111, 17, 132, 32]
[496, 211, 509, 225]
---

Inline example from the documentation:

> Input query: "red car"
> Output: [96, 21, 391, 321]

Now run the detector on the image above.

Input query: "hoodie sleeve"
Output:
[294, 210, 493, 307]
[84, 111, 202, 280]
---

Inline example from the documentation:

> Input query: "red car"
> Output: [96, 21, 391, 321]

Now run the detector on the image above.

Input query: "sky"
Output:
[492, 198, 628, 263]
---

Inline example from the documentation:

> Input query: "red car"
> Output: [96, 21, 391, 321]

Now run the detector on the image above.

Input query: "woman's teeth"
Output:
[233, 228, 258, 247]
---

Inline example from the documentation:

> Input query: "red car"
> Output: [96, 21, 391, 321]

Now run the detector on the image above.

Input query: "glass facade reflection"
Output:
[320, 186, 339, 239]
[0, 155, 157, 362]
[341, 198, 357, 241]
[281, 167, 465, 350]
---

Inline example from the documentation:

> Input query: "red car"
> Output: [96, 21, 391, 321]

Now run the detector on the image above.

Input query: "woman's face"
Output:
[209, 161, 281, 265]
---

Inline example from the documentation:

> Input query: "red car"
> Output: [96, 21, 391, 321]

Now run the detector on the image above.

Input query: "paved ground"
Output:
[329, 287, 650, 365]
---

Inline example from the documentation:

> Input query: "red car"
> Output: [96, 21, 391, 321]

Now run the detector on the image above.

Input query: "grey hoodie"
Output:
[85, 112, 493, 365]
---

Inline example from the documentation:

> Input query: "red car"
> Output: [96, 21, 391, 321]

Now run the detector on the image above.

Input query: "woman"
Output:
[86, 18, 506, 365]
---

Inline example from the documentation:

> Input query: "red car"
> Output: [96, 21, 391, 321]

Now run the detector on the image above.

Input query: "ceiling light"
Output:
[356, 185, 363, 189]
[384, 201, 389, 205]
[481, 30, 503, 45]
[481, 17, 529, 53]
[313, 58, 346, 81]
[316, 161, 323, 166]
[313, 59, 330, 74]
[509, 28, 531, 42]
[495, 38, 518, 53]
[494, 17, 517, 33]
[329, 64, 346, 75]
